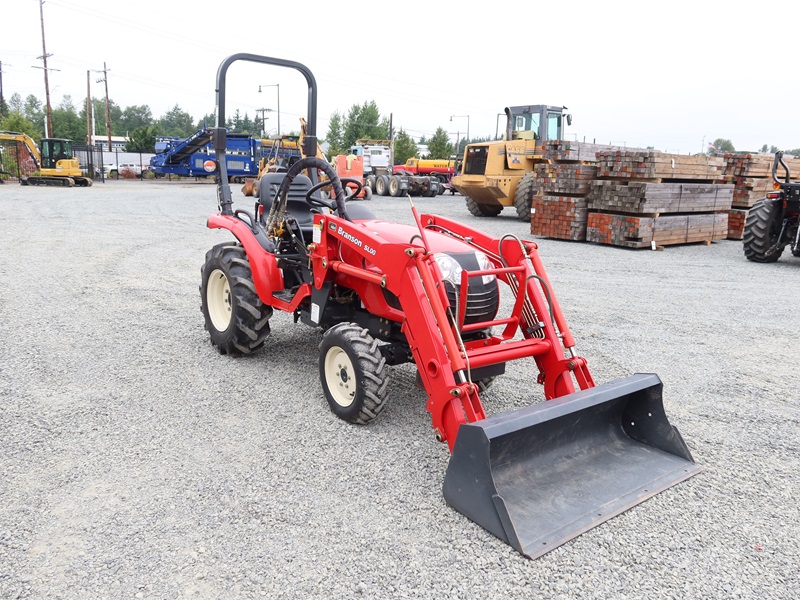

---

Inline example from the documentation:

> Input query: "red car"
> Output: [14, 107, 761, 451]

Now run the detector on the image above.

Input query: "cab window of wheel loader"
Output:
[547, 112, 562, 142]
[512, 114, 540, 141]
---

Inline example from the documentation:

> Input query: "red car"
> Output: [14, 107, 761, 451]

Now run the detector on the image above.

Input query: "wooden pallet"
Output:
[586, 212, 729, 248]
[588, 181, 734, 214]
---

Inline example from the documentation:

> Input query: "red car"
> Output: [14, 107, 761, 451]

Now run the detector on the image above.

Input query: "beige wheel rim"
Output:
[207, 268, 232, 331]
[324, 347, 356, 407]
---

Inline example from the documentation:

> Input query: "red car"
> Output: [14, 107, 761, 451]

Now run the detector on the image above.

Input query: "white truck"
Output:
[350, 139, 441, 197]
[103, 162, 145, 178]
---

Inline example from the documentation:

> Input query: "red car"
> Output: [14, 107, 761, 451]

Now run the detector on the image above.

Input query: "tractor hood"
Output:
[350, 218, 472, 254]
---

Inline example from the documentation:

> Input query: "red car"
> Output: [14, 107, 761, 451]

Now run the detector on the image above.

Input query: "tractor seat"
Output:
[257, 172, 378, 238]
[257, 172, 315, 236]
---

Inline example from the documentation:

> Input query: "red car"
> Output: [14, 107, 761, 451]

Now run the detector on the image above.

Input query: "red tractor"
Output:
[200, 54, 700, 559]
[743, 151, 800, 263]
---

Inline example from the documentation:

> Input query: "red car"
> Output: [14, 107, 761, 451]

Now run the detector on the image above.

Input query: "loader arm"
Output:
[309, 210, 596, 450]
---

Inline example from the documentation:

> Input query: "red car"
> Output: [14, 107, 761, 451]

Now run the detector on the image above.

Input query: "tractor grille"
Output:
[446, 281, 499, 325]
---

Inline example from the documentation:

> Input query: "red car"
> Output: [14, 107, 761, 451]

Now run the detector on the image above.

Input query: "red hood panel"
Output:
[352, 219, 473, 253]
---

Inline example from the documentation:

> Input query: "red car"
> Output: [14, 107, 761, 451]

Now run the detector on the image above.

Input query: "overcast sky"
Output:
[3, 0, 799, 154]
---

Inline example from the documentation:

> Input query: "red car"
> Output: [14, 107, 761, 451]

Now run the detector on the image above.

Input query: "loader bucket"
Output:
[442, 373, 701, 559]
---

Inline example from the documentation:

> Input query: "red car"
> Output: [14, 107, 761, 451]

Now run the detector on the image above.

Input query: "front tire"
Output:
[200, 243, 272, 355]
[743, 198, 786, 263]
[465, 195, 502, 217]
[319, 323, 389, 424]
[513, 172, 538, 221]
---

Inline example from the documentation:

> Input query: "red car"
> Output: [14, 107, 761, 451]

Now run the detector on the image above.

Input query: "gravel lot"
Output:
[1, 179, 798, 599]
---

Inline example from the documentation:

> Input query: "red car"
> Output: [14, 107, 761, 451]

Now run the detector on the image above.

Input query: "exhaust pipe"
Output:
[442, 373, 701, 559]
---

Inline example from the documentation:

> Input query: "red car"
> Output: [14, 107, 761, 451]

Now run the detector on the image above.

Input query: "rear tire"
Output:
[513, 172, 538, 221]
[743, 198, 786, 263]
[375, 175, 389, 196]
[389, 175, 403, 197]
[465, 195, 502, 217]
[319, 323, 389, 424]
[200, 243, 272, 355]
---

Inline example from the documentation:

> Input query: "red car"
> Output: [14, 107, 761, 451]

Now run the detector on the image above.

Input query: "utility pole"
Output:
[86, 71, 92, 145]
[37, 0, 54, 137]
[256, 108, 271, 137]
[95, 63, 112, 152]
[257, 84, 280, 136]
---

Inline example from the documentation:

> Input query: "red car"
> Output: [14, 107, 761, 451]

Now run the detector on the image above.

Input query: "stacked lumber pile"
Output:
[595, 151, 727, 181]
[727, 209, 747, 241]
[535, 162, 597, 196]
[544, 141, 623, 163]
[589, 181, 733, 214]
[587, 213, 728, 248]
[530, 194, 590, 241]
[586, 151, 733, 249]
[530, 141, 620, 241]
[722, 153, 800, 239]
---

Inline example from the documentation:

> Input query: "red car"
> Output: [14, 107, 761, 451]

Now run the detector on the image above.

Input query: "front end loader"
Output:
[200, 54, 701, 559]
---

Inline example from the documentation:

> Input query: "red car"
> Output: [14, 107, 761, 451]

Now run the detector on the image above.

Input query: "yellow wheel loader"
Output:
[451, 105, 570, 220]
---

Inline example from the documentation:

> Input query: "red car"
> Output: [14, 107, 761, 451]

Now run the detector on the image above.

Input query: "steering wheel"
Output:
[305, 177, 363, 209]
[305, 179, 337, 210]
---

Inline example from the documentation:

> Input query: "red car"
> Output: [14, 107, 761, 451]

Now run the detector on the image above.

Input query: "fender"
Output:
[207, 213, 284, 303]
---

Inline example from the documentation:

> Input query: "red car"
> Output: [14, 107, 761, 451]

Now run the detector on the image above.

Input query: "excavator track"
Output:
[24, 176, 76, 187]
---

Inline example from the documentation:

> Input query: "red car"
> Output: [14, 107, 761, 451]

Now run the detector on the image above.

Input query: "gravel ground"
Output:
[1, 179, 798, 599]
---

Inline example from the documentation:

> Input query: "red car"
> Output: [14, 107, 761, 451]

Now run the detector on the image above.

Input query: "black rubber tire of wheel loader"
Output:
[743, 198, 786, 263]
[318, 323, 389, 424]
[465, 195, 502, 217]
[513, 171, 538, 221]
[200, 243, 273, 355]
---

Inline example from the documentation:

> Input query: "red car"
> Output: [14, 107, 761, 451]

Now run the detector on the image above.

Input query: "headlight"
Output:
[434, 251, 496, 286]
[475, 250, 496, 285]
[434, 253, 463, 286]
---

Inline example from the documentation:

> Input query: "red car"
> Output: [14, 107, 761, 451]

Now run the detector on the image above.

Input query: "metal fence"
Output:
[0, 139, 155, 184]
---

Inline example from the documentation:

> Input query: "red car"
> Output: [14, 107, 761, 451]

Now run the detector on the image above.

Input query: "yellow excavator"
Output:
[0, 131, 93, 187]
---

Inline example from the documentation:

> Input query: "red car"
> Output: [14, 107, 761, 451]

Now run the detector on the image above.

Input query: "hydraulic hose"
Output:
[276, 157, 349, 221]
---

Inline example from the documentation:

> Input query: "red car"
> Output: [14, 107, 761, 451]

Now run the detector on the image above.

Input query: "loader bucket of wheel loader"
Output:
[442, 373, 701, 559]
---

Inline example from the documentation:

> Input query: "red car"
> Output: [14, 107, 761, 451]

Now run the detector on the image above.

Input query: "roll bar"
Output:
[773, 150, 791, 185]
[213, 54, 318, 215]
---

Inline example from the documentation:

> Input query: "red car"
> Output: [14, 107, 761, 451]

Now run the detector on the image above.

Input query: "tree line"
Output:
[2, 93, 796, 160]
[0, 92, 481, 162]
[708, 138, 800, 156]
[27, 94, 790, 163]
